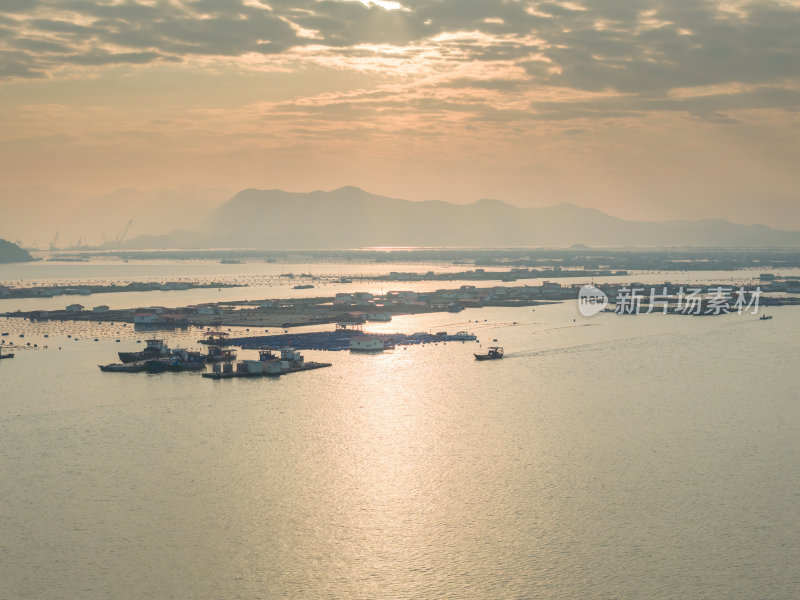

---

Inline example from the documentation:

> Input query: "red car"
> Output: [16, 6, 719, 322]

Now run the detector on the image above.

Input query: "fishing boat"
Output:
[474, 346, 504, 361]
[118, 338, 170, 363]
[198, 331, 231, 345]
[207, 345, 237, 363]
[143, 351, 207, 373]
[99, 362, 146, 372]
[170, 348, 207, 368]
[760, 314, 773, 320]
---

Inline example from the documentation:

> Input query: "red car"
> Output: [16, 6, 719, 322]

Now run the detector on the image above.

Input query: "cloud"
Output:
[528, 85, 800, 122]
[65, 49, 165, 66]
[0, 0, 799, 123]
[1, 0, 39, 13]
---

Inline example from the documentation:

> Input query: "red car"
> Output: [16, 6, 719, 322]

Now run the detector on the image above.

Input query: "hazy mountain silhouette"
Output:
[0, 239, 35, 263]
[170, 186, 800, 248]
[19, 185, 785, 250]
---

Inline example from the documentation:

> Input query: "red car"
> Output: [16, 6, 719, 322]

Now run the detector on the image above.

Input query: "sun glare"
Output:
[354, 0, 405, 10]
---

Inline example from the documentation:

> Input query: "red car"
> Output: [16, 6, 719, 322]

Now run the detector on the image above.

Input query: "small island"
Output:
[0, 239, 35, 264]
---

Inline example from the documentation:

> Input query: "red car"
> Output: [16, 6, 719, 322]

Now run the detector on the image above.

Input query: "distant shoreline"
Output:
[20, 246, 800, 272]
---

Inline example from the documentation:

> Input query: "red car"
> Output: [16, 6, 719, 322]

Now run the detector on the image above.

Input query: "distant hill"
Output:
[113, 186, 800, 249]
[0, 239, 35, 263]
[189, 186, 800, 248]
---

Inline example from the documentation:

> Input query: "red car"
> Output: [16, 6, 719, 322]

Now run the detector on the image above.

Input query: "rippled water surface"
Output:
[2, 291, 799, 598]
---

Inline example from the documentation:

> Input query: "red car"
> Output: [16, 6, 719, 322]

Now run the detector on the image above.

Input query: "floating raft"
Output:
[202, 361, 331, 379]
[227, 330, 475, 352]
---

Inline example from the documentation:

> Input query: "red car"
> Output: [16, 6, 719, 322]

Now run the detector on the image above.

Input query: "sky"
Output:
[1, 0, 800, 229]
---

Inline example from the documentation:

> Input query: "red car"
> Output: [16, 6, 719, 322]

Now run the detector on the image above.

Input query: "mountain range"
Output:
[5, 185, 800, 250]
[118, 186, 800, 249]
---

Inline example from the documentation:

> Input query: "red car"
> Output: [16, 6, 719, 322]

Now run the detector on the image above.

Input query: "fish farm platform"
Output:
[202, 361, 332, 379]
[227, 330, 476, 352]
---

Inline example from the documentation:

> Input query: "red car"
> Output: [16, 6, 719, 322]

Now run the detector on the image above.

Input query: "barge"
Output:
[99, 362, 146, 372]
[100, 349, 207, 373]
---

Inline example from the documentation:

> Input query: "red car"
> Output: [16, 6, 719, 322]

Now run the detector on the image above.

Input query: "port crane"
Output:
[116, 220, 133, 249]
[49, 230, 60, 251]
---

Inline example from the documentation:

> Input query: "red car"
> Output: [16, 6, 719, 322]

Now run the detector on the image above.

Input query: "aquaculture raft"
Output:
[227, 329, 477, 352]
[202, 361, 331, 379]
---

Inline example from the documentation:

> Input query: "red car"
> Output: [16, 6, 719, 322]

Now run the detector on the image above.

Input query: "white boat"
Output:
[349, 337, 386, 352]
[451, 330, 477, 341]
[367, 313, 392, 322]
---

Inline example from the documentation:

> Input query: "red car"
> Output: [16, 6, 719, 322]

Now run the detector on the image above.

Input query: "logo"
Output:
[578, 284, 608, 317]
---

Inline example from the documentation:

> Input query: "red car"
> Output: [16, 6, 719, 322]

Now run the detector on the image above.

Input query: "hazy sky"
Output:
[1, 0, 800, 227]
